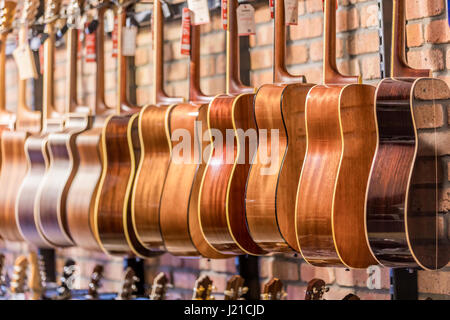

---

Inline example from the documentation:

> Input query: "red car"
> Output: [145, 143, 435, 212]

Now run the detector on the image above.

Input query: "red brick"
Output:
[305, 0, 323, 13]
[290, 16, 323, 40]
[425, 19, 450, 44]
[336, 8, 359, 32]
[407, 23, 424, 47]
[361, 55, 381, 80]
[354, 289, 391, 300]
[414, 104, 445, 128]
[360, 4, 379, 28]
[419, 269, 450, 295]
[407, 48, 445, 71]
[255, 6, 272, 24]
[201, 77, 225, 95]
[182, 258, 201, 270]
[286, 284, 307, 300]
[286, 44, 308, 65]
[406, 0, 444, 20]
[250, 48, 273, 70]
[173, 271, 198, 290]
[323, 285, 356, 300]
[251, 70, 273, 87]
[135, 46, 151, 66]
[300, 263, 335, 284]
[347, 31, 380, 55]
[255, 23, 273, 47]
[160, 253, 183, 268]
[209, 259, 237, 273]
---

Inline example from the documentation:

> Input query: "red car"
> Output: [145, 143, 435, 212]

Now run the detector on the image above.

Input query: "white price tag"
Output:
[187, 0, 210, 25]
[13, 44, 38, 80]
[237, 4, 255, 36]
[122, 26, 137, 56]
[285, 0, 298, 25]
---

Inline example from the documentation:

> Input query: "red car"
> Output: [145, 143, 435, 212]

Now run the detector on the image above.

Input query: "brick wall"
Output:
[1, 0, 449, 300]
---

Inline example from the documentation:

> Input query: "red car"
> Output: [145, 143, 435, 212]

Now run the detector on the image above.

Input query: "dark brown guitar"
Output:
[130, 0, 184, 253]
[158, 10, 230, 258]
[86, 264, 104, 300]
[37, 0, 91, 247]
[197, 0, 265, 256]
[0, 0, 41, 242]
[192, 275, 215, 300]
[245, 0, 313, 253]
[296, 0, 377, 268]
[261, 278, 286, 300]
[16, 0, 65, 248]
[149, 272, 169, 300]
[224, 275, 248, 300]
[304, 278, 328, 300]
[365, 0, 449, 270]
[65, 0, 115, 251]
[117, 267, 138, 300]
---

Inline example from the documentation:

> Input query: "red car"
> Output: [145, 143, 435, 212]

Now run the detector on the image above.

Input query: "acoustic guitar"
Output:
[28, 251, 46, 300]
[37, 0, 92, 248]
[15, 0, 66, 248]
[159, 9, 229, 258]
[10, 255, 28, 300]
[65, 0, 116, 251]
[304, 278, 328, 300]
[261, 277, 286, 300]
[245, 0, 313, 253]
[93, 0, 164, 257]
[130, 0, 184, 253]
[197, 0, 265, 256]
[0, 0, 41, 242]
[116, 267, 138, 300]
[295, 0, 377, 268]
[365, 0, 450, 270]
[192, 275, 215, 300]
[224, 275, 248, 300]
[149, 272, 169, 300]
[85, 264, 104, 300]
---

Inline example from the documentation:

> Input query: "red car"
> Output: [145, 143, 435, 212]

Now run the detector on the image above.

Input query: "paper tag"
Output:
[180, 8, 191, 56]
[237, 4, 256, 36]
[269, 0, 274, 19]
[187, 0, 210, 25]
[112, 16, 118, 58]
[13, 44, 38, 80]
[285, 0, 298, 25]
[122, 26, 137, 56]
[85, 31, 96, 62]
[104, 9, 115, 33]
[222, 0, 228, 30]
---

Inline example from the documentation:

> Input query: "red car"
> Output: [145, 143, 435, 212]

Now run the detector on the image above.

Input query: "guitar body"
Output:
[16, 129, 61, 248]
[37, 115, 90, 247]
[94, 112, 160, 257]
[366, 77, 450, 270]
[245, 83, 313, 252]
[131, 104, 174, 252]
[66, 117, 109, 250]
[199, 93, 265, 255]
[159, 103, 205, 257]
[296, 84, 377, 268]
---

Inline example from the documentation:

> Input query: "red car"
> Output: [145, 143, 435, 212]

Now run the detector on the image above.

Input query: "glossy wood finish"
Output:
[366, 78, 450, 270]
[16, 8, 65, 247]
[130, 0, 183, 252]
[245, 1, 312, 253]
[66, 3, 115, 251]
[37, 21, 91, 247]
[295, 0, 377, 268]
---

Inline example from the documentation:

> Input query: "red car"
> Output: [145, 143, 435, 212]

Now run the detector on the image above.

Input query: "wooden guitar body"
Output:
[131, 104, 174, 252]
[296, 83, 377, 268]
[198, 93, 266, 255]
[245, 83, 313, 253]
[16, 125, 63, 248]
[365, 77, 450, 270]
[37, 115, 91, 247]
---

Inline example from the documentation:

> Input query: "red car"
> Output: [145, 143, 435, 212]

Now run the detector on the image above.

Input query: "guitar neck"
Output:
[377, 0, 392, 78]
[0, 32, 7, 112]
[65, 27, 79, 114]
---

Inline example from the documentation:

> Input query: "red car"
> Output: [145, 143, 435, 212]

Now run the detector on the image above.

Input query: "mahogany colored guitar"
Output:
[130, 0, 184, 253]
[15, 0, 65, 248]
[159, 11, 230, 258]
[66, 0, 115, 251]
[0, 0, 41, 242]
[37, 0, 92, 247]
[296, 0, 377, 268]
[93, 1, 163, 257]
[365, 0, 449, 270]
[245, 0, 313, 253]
[197, 0, 264, 256]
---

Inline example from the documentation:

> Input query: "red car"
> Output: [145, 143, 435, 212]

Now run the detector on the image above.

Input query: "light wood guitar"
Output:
[28, 251, 46, 300]
[295, 0, 377, 268]
[15, 0, 66, 248]
[0, 0, 41, 242]
[10, 255, 28, 300]
[365, 0, 449, 270]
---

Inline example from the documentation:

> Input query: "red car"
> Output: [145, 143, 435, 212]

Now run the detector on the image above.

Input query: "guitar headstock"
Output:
[66, 0, 85, 27]
[224, 275, 248, 300]
[55, 259, 77, 300]
[0, 0, 17, 33]
[192, 275, 215, 300]
[0, 253, 6, 296]
[19, 0, 40, 26]
[44, 0, 63, 23]
[28, 252, 46, 300]
[117, 267, 138, 300]
[10, 255, 29, 294]
[149, 272, 169, 300]
[261, 278, 286, 300]
[305, 278, 328, 300]
[342, 293, 360, 300]
[86, 264, 104, 299]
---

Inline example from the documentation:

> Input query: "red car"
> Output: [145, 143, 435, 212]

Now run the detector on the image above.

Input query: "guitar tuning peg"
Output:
[325, 287, 330, 292]
[241, 287, 249, 294]
[167, 284, 174, 289]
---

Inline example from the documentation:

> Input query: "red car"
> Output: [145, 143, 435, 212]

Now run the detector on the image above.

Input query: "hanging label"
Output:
[85, 31, 96, 62]
[112, 15, 118, 58]
[187, 0, 210, 25]
[285, 0, 298, 25]
[104, 9, 115, 33]
[122, 26, 137, 56]
[222, 0, 227, 30]
[237, 4, 256, 36]
[269, 0, 274, 19]
[13, 44, 38, 80]
[180, 8, 191, 55]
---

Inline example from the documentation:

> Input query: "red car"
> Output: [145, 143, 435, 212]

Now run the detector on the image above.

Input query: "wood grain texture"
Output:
[366, 78, 450, 270]
[296, 84, 378, 268]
